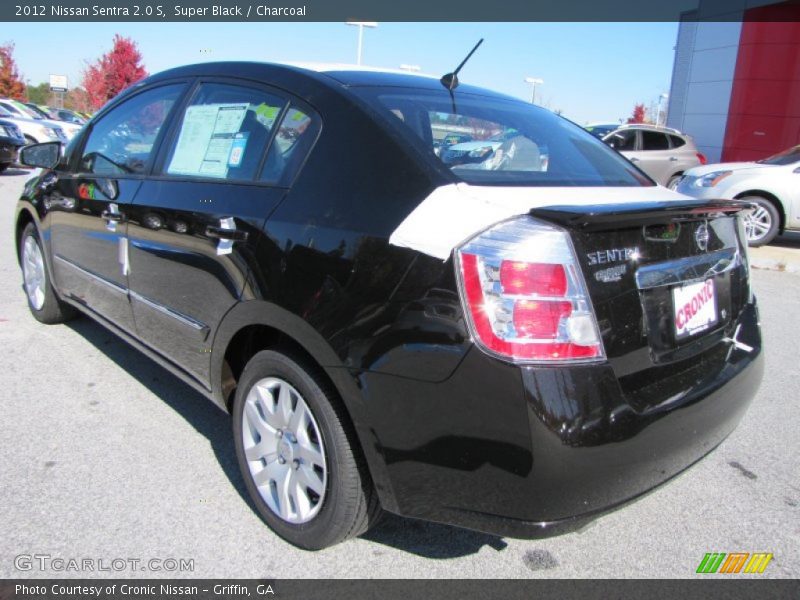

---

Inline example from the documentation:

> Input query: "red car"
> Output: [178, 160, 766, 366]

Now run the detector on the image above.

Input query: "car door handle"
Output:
[669, 156, 679, 161]
[101, 209, 124, 222]
[630, 157, 640, 162]
[205, 226, 248, 242]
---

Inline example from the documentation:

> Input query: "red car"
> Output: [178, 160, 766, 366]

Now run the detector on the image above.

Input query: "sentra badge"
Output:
[586, 247, 639, 266]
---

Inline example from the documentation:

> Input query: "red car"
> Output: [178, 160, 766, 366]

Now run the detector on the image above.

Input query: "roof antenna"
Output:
[440, 38, 484, 91]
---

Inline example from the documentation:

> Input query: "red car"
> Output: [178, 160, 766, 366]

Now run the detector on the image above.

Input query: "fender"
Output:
[15, 195, 57, 282]
[210, 299, 400, 512]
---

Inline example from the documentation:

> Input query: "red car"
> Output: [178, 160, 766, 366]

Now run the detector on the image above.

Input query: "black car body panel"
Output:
[14, 62, 764, 538]
[358, 303, 761, 536]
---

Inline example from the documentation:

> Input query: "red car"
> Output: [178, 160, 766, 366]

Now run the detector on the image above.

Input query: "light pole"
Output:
[346, 21, 377, 66]
[524, 77, 543, 104]
[656, 93, 669, 127]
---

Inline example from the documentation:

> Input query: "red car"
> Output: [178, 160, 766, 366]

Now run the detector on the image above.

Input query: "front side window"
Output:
[80, 84, 185, 176]
[355, 87, 651, 187]
[164, 83, 286, 181]
[604, 129, 637, 151]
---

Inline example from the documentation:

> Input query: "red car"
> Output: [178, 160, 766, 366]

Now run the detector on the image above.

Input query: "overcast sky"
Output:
[8, 22, 678, 124]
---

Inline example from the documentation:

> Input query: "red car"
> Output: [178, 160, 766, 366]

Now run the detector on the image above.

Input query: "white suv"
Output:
[603, 124, 707, 187]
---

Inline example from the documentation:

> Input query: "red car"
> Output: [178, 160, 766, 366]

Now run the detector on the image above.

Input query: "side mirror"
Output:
[20, 142, 61, 169]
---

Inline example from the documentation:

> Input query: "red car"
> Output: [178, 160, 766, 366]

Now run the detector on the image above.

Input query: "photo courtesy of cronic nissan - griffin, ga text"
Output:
[14, 59, 763, 550]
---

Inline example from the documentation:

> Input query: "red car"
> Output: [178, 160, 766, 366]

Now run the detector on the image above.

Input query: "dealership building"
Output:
[666, 0, 800, 163]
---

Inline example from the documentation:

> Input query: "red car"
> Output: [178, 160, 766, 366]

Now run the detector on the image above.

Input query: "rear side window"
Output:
[260, 106, 320, 186]
[669, 134, 686, 148]
[641, 131, 670, 151]
[164, 82, 286, 181]
[80, 84, 185, 176]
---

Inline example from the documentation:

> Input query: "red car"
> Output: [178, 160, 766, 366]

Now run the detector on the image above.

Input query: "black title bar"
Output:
[0, 0, 791, 22]
[2, 579, 800, 600]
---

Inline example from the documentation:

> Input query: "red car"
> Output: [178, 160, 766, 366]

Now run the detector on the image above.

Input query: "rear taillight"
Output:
[456, 216, 604, 363]
[696, 152, 708, 165]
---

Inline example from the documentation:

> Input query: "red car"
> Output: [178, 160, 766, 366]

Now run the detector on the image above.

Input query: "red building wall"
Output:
[722, 4, 800, 161]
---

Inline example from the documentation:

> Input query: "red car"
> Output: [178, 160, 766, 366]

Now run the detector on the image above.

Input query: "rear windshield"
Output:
[354, 87, 652, 187]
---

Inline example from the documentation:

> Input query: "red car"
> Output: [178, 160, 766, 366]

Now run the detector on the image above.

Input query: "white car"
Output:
[0, 99, 78, 141]
[440, 130, 549, 171]
[0, 104, 67, 145]
[672, 145, 800, 246]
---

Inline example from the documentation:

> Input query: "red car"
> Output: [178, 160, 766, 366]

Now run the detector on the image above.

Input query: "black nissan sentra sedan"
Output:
[14, 62, 763, 550]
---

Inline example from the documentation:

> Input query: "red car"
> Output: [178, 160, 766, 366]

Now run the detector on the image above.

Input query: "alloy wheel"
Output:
[241, 377, 327, 524]
[743, 205, 773, 243]
[22, 235, 46, 310]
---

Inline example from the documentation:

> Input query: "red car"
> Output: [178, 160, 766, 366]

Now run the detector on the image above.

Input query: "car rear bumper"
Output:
[359, 300, 763, 537]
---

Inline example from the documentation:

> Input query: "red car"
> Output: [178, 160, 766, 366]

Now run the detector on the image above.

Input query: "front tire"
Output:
[232, 349, 380, 550]
[19, 223, 77, 324]
[740, 196, 780, 247]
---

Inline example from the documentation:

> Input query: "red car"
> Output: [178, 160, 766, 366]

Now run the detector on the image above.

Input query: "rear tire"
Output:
[740, 196, 780, 247]
[232, 349, 381, 550]
[19, 223, 77, 324]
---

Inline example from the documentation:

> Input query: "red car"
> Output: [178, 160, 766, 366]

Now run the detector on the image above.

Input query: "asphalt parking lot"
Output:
[0, 169, 797, 579]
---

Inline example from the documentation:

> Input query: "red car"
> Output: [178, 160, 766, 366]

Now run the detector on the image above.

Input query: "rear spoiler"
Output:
[530, 200, 750, 232]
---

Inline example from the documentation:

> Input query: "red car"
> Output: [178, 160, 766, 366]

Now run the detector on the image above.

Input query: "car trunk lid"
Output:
[531, 199, 752, 410]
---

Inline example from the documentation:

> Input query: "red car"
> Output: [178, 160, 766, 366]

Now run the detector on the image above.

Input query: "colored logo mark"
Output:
[78, 182, 97, 200]
[696, 552, 773, 574]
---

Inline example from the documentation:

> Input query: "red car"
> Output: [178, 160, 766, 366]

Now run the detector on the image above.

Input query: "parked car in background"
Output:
[0, 98, 80, 141]
[45, 107, 88, 126]
[0, 104, 66, 144]
[439, 129, 551, 169]
[23, 102, 55, 121]
[584, 122, 620, 138]
[433, 132, 472, 156]
[0, 118, 26, 171]
[15, 62, 762, 550]
[603, 124, 706, 187]
[24, 103, 87, 127]
[672, 145, 800, 246]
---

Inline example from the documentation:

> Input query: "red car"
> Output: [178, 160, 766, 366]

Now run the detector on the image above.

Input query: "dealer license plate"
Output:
[672, 278, 718, 340]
